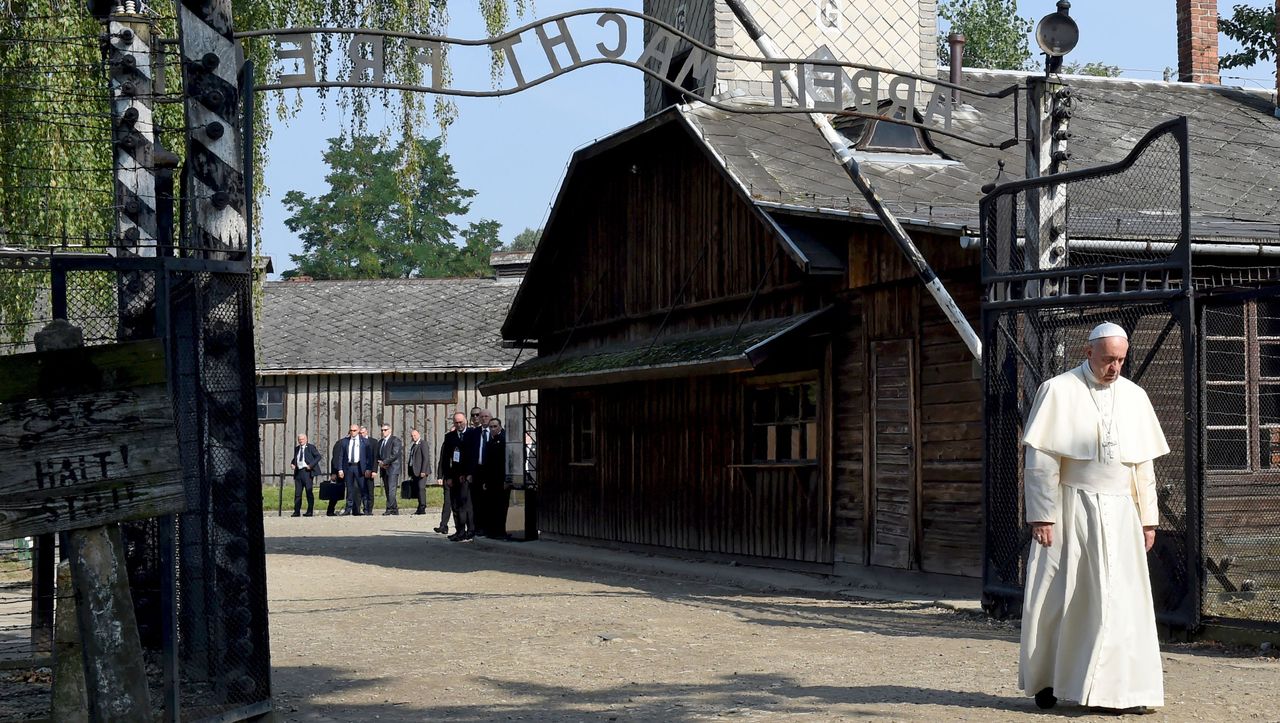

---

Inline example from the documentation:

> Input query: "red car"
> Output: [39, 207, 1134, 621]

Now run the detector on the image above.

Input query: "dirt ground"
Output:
[265, 513, 1280, 722]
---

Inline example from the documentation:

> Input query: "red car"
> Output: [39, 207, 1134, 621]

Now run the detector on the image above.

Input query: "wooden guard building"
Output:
[255, 258, 535, 481]
[481, 70, 1280, 584]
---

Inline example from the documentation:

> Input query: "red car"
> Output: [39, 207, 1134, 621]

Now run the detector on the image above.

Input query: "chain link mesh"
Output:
[0, 260, 270, 718]
[982, 118, 1280, 629]
[982, 303, 1197, 626]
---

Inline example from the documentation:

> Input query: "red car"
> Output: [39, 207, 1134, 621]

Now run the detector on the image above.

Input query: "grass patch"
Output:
[260, 478, 445, 515]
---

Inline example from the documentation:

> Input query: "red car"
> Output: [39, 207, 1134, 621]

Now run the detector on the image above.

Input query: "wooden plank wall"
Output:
[832, 258, 985, 577]
[916, 272, 984, 577]
[832, 297, 866, 564]
[256, 372, 536, 479]
[533, 123, 805, 350]
[538, 377, 833, 564]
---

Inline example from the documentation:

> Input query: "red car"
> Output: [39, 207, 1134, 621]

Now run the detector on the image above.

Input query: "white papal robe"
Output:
[1018, 362, 1169, 709]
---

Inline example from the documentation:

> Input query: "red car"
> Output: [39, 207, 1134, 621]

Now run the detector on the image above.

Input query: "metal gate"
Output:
[979, 118, 1201, 628]
[0, 251, 272, 720]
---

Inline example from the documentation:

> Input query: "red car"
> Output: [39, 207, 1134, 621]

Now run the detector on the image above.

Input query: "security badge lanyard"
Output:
[453, 431, 461, 464]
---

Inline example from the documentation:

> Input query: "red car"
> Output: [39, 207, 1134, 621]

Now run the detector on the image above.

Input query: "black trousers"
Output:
[490, 486, 510, 537]
[472, 477, 490, 533]
[380, 468, 400, 512]
[407, 470, 429, 512]
[450, 476, 473, 535]
[343, 465, 363, 514]
[293, 471, 314, 514]
[439, 485, 452, 529]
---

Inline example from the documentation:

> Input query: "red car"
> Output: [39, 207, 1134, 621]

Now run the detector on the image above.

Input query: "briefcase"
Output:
[319, 479, 344, 502]
[400, 479, 416, 500]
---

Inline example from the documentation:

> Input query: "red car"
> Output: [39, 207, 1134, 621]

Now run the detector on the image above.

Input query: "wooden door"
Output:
[869, 339, 919, 569]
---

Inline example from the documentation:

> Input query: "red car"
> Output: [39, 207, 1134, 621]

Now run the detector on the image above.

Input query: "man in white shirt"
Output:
[288, 433, 321, 517]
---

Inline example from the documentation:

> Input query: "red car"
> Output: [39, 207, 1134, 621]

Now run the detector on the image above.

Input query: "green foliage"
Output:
[937, 0, 1034, 72]
[453, 219, 504, 277]
[1062, 61, 1123, 77]
[0, 0, 527, 342]
[283, 134, 499, 279]
[508, 226, 541, 251]
[0, 5, 147, 342]
[1219, 3, 1278, 70]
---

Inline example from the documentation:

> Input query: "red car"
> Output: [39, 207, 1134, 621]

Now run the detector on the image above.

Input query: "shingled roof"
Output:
[682, 69, 1280, 242]
[258, 278, 520, 374]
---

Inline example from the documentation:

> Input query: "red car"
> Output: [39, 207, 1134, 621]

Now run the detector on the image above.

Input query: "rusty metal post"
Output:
[947, 32, 965, 101]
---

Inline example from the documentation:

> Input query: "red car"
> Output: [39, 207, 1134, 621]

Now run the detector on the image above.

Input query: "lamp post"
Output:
[1036, 0, 1080, 75]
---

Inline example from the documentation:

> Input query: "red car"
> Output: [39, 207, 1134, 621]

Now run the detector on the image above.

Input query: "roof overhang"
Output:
[479, 307, 832, 395]
[258, 367, 512, 376]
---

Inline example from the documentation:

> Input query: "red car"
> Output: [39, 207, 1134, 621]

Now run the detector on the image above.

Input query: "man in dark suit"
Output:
[377, 423, 404, 515]
[327, 437, 346, 516]
[289, 433, 322, 517]
[479, 417, 509, 538]
[407, 427, 432, 516]
[472, 409, 496, 536]
[339, 424, 373, 515]
[360, 425, 376, 515]
[438, 411, 479, 541]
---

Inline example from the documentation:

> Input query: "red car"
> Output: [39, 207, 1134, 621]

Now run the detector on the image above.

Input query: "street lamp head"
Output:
[1036, 1, 1079, 59]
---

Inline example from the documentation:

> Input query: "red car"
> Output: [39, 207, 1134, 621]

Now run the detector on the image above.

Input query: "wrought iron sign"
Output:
[237, 8, 1019, 149]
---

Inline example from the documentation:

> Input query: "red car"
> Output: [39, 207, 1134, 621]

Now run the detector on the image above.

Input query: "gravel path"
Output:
[265, 514, 1280, 722]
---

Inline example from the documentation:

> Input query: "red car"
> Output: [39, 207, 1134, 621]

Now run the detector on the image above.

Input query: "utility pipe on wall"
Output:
[722, 0, 983, 362]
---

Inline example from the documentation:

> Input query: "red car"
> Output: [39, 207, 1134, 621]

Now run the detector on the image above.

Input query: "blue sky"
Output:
[256, 0, 1272, 278]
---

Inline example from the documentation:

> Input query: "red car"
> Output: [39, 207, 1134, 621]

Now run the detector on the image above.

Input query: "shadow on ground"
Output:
[272, 664, 1088, 722]
[266, 530, 1016, 645]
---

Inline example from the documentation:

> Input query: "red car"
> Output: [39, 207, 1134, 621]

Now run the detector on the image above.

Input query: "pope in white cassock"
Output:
[1018, 322, 1170, 714]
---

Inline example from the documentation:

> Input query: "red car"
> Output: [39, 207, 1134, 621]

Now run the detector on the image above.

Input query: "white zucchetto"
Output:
[1087, 322, 1128, 341]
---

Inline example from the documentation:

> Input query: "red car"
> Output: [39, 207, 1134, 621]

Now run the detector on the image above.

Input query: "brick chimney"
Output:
[1176, 0, 1220, 84]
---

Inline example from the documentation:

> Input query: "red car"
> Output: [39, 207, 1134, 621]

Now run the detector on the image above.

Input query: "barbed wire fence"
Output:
[1, 2, 271, 720]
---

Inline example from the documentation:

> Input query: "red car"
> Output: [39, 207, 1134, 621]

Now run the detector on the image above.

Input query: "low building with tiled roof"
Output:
[255, 271, 536, 484]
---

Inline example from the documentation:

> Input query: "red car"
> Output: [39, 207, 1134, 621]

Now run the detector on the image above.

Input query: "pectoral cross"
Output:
[1101, 434, 1119, 464]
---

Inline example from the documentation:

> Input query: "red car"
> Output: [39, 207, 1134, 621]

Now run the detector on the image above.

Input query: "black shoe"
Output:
[303, 512, 313, 517]
[387, 510, 399, 515]
[462, 532, 475, 541]
[413, 508, 426, 515]
[326, 511, 336, 517]
[448, 533, 462, 541]
[291, 512, 301, 518]
[352, 511, 362, 516]
[434, 526, 448, 534]
[1035, 688, 1057, 710]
